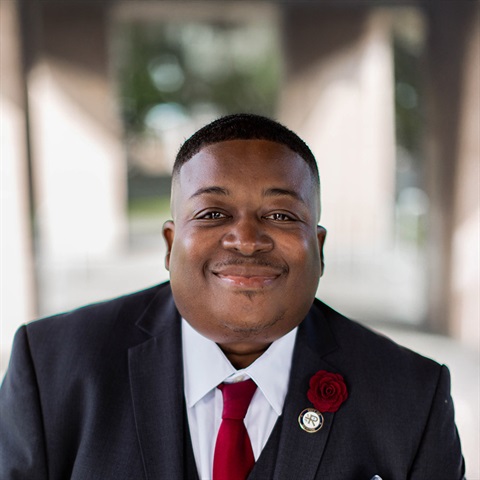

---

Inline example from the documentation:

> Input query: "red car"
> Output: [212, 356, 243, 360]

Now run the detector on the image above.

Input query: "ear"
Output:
[316, 225, 327, 276]
[162, 220, 175, 271]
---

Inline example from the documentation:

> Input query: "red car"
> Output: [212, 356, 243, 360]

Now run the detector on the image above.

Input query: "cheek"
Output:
[285, 235, 321, 277]
[279, 235, 321, 309]
[169, 230, 211, 279]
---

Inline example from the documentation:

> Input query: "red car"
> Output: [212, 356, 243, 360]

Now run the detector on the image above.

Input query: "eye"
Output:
[198, 211, 227, 220]
[265, 212, 295, 222]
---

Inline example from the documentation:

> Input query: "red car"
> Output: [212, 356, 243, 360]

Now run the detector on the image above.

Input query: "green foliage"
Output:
[114, 21, 281, 135]
[393, 35, 424, 158]
[128, 195, 171, 218]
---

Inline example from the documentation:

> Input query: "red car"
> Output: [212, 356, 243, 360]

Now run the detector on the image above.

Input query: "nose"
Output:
[221, 217, 273, 255]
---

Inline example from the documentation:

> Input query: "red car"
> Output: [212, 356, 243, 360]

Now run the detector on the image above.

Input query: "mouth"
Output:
[211, 263, 286, 289]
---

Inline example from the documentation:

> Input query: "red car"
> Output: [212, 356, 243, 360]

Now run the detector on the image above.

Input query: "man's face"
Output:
[163, 139, 326, 355]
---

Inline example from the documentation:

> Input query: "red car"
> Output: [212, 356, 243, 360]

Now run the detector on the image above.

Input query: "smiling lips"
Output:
[212, 265, 285, 288]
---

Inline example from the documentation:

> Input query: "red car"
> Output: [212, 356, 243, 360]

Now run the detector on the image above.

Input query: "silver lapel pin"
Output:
[298, 408, 324, 433]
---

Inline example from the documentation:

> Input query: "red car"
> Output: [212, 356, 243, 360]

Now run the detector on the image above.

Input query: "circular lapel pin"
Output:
[298, 408, 324, 433]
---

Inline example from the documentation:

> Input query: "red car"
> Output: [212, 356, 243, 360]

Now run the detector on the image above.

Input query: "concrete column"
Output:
[424, 2, 480, 344]
[451, 8, 480, 348]
[21, 3, 128, 314]
[28, 3, 127, 263]
[0, 0, 36, 371]
[279, 6, 404, 323]
[279, 7, 395, 257]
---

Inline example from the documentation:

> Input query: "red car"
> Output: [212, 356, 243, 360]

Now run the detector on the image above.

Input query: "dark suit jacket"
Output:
[0, 282, 464, 479]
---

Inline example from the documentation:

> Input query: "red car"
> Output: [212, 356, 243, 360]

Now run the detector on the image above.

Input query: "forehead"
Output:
[174, 139, 315, 191]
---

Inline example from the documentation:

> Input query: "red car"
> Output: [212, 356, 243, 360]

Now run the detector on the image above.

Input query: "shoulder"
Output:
[27, 282, 171, 332]
[310, 299, 443, 393]
[22, 282, 173, 363]
[308, 300, 464, 478]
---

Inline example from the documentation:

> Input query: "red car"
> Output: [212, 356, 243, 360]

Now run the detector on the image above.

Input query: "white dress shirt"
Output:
[182, 319, 297, 480]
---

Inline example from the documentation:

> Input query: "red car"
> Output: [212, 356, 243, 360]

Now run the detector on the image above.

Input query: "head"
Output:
[163, 113, 326, 367]
[172, 113, 320, 191]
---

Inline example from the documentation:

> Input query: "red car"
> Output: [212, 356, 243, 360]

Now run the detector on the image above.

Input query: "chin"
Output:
[218, 311, 285, 338]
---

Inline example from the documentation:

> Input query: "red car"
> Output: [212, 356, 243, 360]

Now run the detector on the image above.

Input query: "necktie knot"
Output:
[219, 379, 257, 420]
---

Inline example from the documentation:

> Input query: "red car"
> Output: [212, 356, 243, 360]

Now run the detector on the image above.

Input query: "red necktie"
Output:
[213, 379, 257, 480]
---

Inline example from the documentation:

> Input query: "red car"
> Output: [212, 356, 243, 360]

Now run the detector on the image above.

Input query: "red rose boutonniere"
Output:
[307, 370, 348, 413]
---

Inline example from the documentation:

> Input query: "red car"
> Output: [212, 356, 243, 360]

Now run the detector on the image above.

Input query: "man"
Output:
[0, 114, 464, 479]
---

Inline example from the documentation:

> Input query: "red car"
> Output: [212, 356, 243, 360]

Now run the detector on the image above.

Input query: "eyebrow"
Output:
[189, 186, 305, 204]
[263, 187, 305, 204]
[189, 186, 230, 199]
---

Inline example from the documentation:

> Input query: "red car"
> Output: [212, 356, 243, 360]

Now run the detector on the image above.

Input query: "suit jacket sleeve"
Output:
[0, 326, 48, 480]
[409, 365, 465, 479]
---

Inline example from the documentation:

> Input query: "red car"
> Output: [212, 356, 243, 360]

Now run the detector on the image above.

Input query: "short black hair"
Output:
[173, 113, 319, 185]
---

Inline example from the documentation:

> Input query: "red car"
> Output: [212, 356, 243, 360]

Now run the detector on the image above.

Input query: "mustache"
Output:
[210, 257, 288, 274]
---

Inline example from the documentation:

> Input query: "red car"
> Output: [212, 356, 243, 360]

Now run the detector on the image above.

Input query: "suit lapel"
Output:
[128, 286, 197, 480]
[251, 302, 341, 480]
[271, 358, 337, 480]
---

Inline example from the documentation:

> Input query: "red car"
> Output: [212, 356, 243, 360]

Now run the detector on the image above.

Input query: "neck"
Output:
[218, 342, 271, 369]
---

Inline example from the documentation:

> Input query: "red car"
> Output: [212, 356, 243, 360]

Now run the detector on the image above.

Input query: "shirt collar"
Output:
[182, 318, 297, 415]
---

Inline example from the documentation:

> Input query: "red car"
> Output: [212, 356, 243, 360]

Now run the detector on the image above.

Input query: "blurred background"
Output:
[1, 0, 478, 476]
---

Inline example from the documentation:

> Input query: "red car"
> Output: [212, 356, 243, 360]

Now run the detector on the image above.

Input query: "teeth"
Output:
[213, 273, 279, 288]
